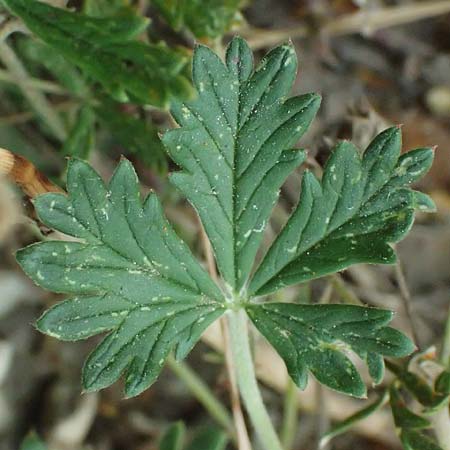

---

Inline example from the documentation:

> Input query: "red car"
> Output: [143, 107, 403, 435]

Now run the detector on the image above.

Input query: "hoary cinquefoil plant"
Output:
[17, 37, 435, 450]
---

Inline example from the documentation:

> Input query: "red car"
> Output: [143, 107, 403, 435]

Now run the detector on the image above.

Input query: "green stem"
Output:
[281, 378, 298, 450]
[330, 274, 362, 305]
[167, 355, 235, 440]
[228, 309, 285, 450]
[440, 306, 450, 368]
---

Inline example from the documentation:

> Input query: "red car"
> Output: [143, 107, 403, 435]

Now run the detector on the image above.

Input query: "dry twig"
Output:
[244, 1, 450, 49]
[0, 148, 64, 198]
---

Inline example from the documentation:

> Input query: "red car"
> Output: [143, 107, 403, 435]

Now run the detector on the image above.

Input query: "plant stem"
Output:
[166, 355, 235, 440]
[440, 307, 450, 368]
[394, 257, 421, 349]
[281, 377, 298, 450]
[0, 17, 67, 141]
[0, 100, 77, 126]
[315, 385, 330, 450]
[0, 68, 68, 95]
[221, 318, 253, 450]
[433, 305, 450, 450]
[228, 309, 284, 450]
[199, 221, 252, 450]
[330, 274, 362, 305]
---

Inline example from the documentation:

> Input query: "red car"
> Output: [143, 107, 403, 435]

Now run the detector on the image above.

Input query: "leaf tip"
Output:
[352, 386, 368, 399]
[124, 377, 149, 399]
[15, 245, 36, 274]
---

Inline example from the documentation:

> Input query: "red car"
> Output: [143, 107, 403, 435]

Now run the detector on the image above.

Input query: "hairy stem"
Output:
[199, 220, 252, 450]
[221, 319, 253, 450]
[228, 309, 284, 450]
[167, 355, 235, 440]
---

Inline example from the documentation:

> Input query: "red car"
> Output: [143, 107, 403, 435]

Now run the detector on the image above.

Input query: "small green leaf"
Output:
[390, 384, 444, 450]
[153, 0, 244, 39]
[3, 0, 193, 107]
[159, 423, 227, 450]
[435, 370, 450, 395]
[320, 390, 388, 447]
[62, 106, 95, 158]
[386, 361, 449, 409]
[246, 303, 414, 397]
[17, 159, 224, 397]
[367, 353, 385, 385]
[400, 430, 444, 450]
[95, 100, 167, 172]
[163, 37, 320, 290]
[20, 433, 47, 450]
[249, 129, 434, 295]
[18, 38, 88, 97]
[413, 190, 436, 213]
[160, 422, 186, 450]
[390, 384, 431, 429]
[185, 427, 228, 450]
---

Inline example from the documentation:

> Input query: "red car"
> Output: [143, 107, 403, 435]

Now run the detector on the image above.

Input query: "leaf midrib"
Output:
[231, 47, 291, 290]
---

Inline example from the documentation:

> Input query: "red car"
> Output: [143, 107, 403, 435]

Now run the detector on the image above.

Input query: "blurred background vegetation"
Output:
[0, 1, 450, 450]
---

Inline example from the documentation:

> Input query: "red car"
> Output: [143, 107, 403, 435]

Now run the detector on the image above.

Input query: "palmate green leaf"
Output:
[249, 129, 435, 295]
[15, 37, 434, 403]
[247, 303, 414, 397]
[163, 37, 321, 291]
[17, 159, 225, 397]
[152, 0, 244, 39]
[2, 0, 193, 107]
